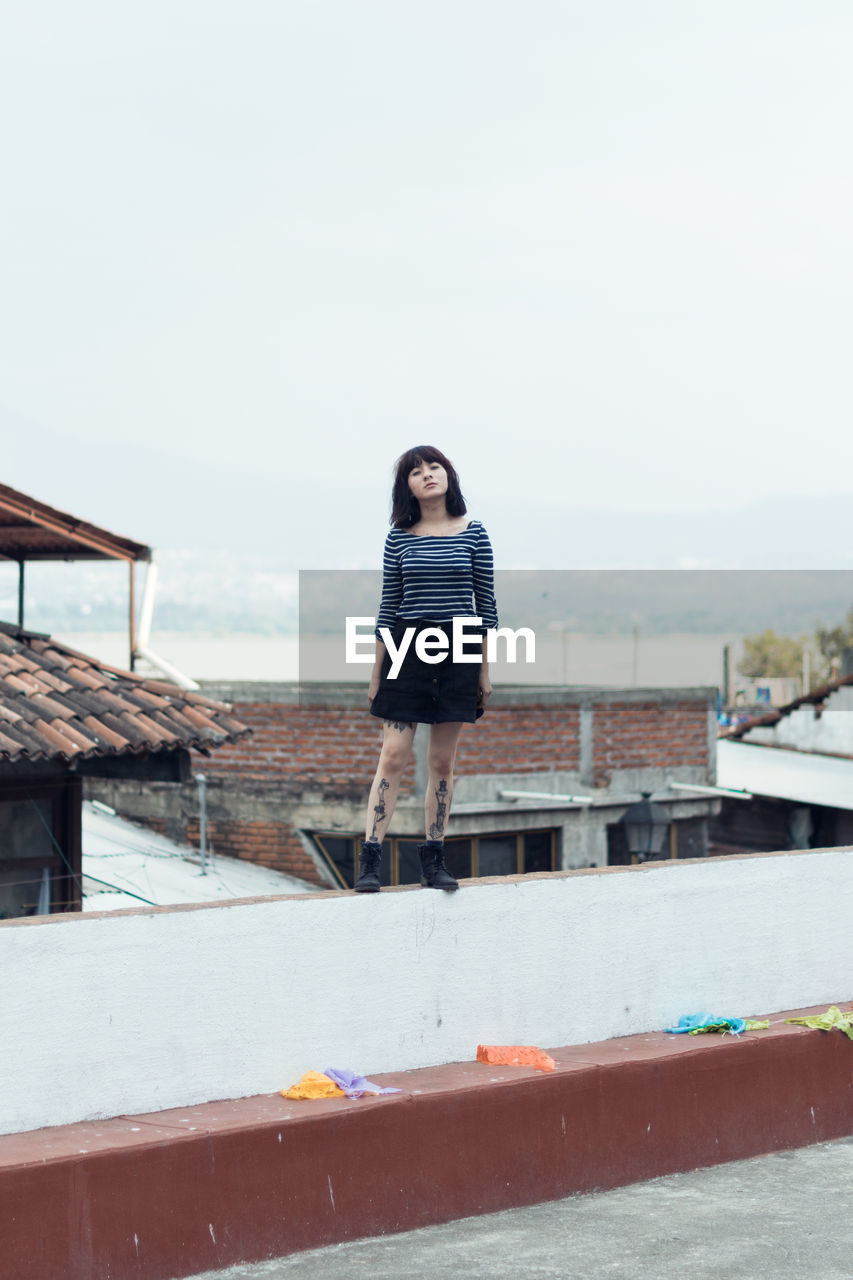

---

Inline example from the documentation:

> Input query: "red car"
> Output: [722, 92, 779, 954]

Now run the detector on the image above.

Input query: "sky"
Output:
[2, 1, 852, 564]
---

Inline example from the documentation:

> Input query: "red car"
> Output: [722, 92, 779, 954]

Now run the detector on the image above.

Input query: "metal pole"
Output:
[17, 561, 24, 628]
[136, 552, 159, 650]
[196, 773, 208, 874]
[128, 561, 136, 671]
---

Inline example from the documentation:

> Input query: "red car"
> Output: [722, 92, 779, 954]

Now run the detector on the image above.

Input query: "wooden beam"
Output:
[0, 550, 121, 562]
[0, 492, 148, 561]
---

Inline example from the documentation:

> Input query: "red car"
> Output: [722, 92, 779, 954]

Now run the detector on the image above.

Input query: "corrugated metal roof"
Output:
[717, 738, 853, 811]
[82, 802, 315, 910]
[0, 621, 249, 763]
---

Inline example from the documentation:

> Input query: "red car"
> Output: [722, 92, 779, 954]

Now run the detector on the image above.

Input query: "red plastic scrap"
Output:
[476, 1044, 556, 1072]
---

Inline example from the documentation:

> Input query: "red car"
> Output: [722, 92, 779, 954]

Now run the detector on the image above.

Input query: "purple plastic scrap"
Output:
[324, 1067, 402, 1099]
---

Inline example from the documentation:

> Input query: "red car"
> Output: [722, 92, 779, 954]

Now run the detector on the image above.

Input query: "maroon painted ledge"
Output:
[2, 1002, 852, 1280]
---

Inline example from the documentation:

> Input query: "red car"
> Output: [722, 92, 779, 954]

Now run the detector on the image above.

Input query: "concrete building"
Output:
[713, 674, 853, 854]
[83, 681, 721, 889]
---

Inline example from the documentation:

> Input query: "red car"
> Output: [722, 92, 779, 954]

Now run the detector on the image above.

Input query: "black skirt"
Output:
[369, 619, 484, 725]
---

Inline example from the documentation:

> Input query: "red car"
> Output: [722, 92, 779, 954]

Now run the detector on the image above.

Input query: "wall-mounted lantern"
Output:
[619, 792, 671, 863]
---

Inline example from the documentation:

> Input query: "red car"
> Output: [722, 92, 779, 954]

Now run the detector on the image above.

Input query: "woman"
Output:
[356, 445, 498, 893]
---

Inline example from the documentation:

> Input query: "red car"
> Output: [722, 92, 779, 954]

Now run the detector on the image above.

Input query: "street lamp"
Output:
[619, 792, 671, 863]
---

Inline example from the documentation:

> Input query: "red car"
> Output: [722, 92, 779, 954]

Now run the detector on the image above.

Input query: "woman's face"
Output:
[408, 458, 448, 502]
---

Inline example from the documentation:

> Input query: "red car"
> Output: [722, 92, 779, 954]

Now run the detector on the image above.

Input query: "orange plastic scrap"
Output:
[476, 1044, 556, 1072]
[281, 1070, 346, 1100]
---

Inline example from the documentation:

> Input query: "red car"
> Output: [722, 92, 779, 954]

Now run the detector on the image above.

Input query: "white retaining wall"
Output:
[3, 848, 852, 1136]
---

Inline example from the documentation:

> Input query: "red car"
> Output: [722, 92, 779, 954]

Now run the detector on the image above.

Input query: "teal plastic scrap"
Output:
[665, 1012, 770, 1036]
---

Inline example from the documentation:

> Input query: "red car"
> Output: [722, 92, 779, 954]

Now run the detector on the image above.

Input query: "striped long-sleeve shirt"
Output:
[375, 520, 498, 637]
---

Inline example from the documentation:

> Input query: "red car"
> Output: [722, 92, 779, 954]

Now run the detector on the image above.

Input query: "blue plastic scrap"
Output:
[665, 1012, 748, 1036]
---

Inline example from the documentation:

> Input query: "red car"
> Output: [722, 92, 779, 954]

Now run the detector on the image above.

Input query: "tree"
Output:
[739, 629, 805, 678]
[815, 606, 853, 678]
[739, 608, 853, 687]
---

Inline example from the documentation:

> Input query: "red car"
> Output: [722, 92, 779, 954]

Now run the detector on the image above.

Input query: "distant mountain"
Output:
[300, 568, 853, 638]
[490, 495, 853, 572]
[3, 405, 852, 572]
[3, 405, 853, 635]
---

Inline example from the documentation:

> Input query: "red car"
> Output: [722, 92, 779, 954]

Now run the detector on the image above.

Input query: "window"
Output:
[312, 835, 361, 889]
[311, 830, 557, 890]
[523, 829, 554, 873]
[0, 782, 82, 919]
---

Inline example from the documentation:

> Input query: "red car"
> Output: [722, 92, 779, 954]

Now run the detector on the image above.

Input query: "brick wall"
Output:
[124, 806, 327, 887]
[200, 694, 708, 792]
[201, 701, 585, 788]
[454, 705, 581, 774]
[185, 817, 318, 883]
[196, 703, 415, 796]
[591, 700, 708, 787]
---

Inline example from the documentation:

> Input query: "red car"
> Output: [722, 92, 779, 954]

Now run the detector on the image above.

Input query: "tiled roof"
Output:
[0, 622, 249, 764]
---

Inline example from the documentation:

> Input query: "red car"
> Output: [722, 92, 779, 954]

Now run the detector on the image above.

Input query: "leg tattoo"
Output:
[364, 723, 415, 843]
[370, 777, 390, 842]
[428, 778, 448, 841]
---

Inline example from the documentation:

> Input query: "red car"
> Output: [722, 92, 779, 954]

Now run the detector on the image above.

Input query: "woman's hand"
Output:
[368, 670, 380, 705]
[477, 667, 492, 710]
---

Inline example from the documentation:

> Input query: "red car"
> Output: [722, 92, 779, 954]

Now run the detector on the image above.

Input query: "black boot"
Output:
[418, 842, 459, 891]
[355, 842, 382, 893]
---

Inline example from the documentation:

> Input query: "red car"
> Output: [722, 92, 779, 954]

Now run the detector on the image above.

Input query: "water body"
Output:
[58, 631, 743, 689]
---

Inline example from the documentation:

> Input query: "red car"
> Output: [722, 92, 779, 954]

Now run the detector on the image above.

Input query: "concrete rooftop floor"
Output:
[189, 1135, 852, 1280]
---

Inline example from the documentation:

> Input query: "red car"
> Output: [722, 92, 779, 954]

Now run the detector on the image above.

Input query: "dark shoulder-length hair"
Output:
[390, 445, 467, 528]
